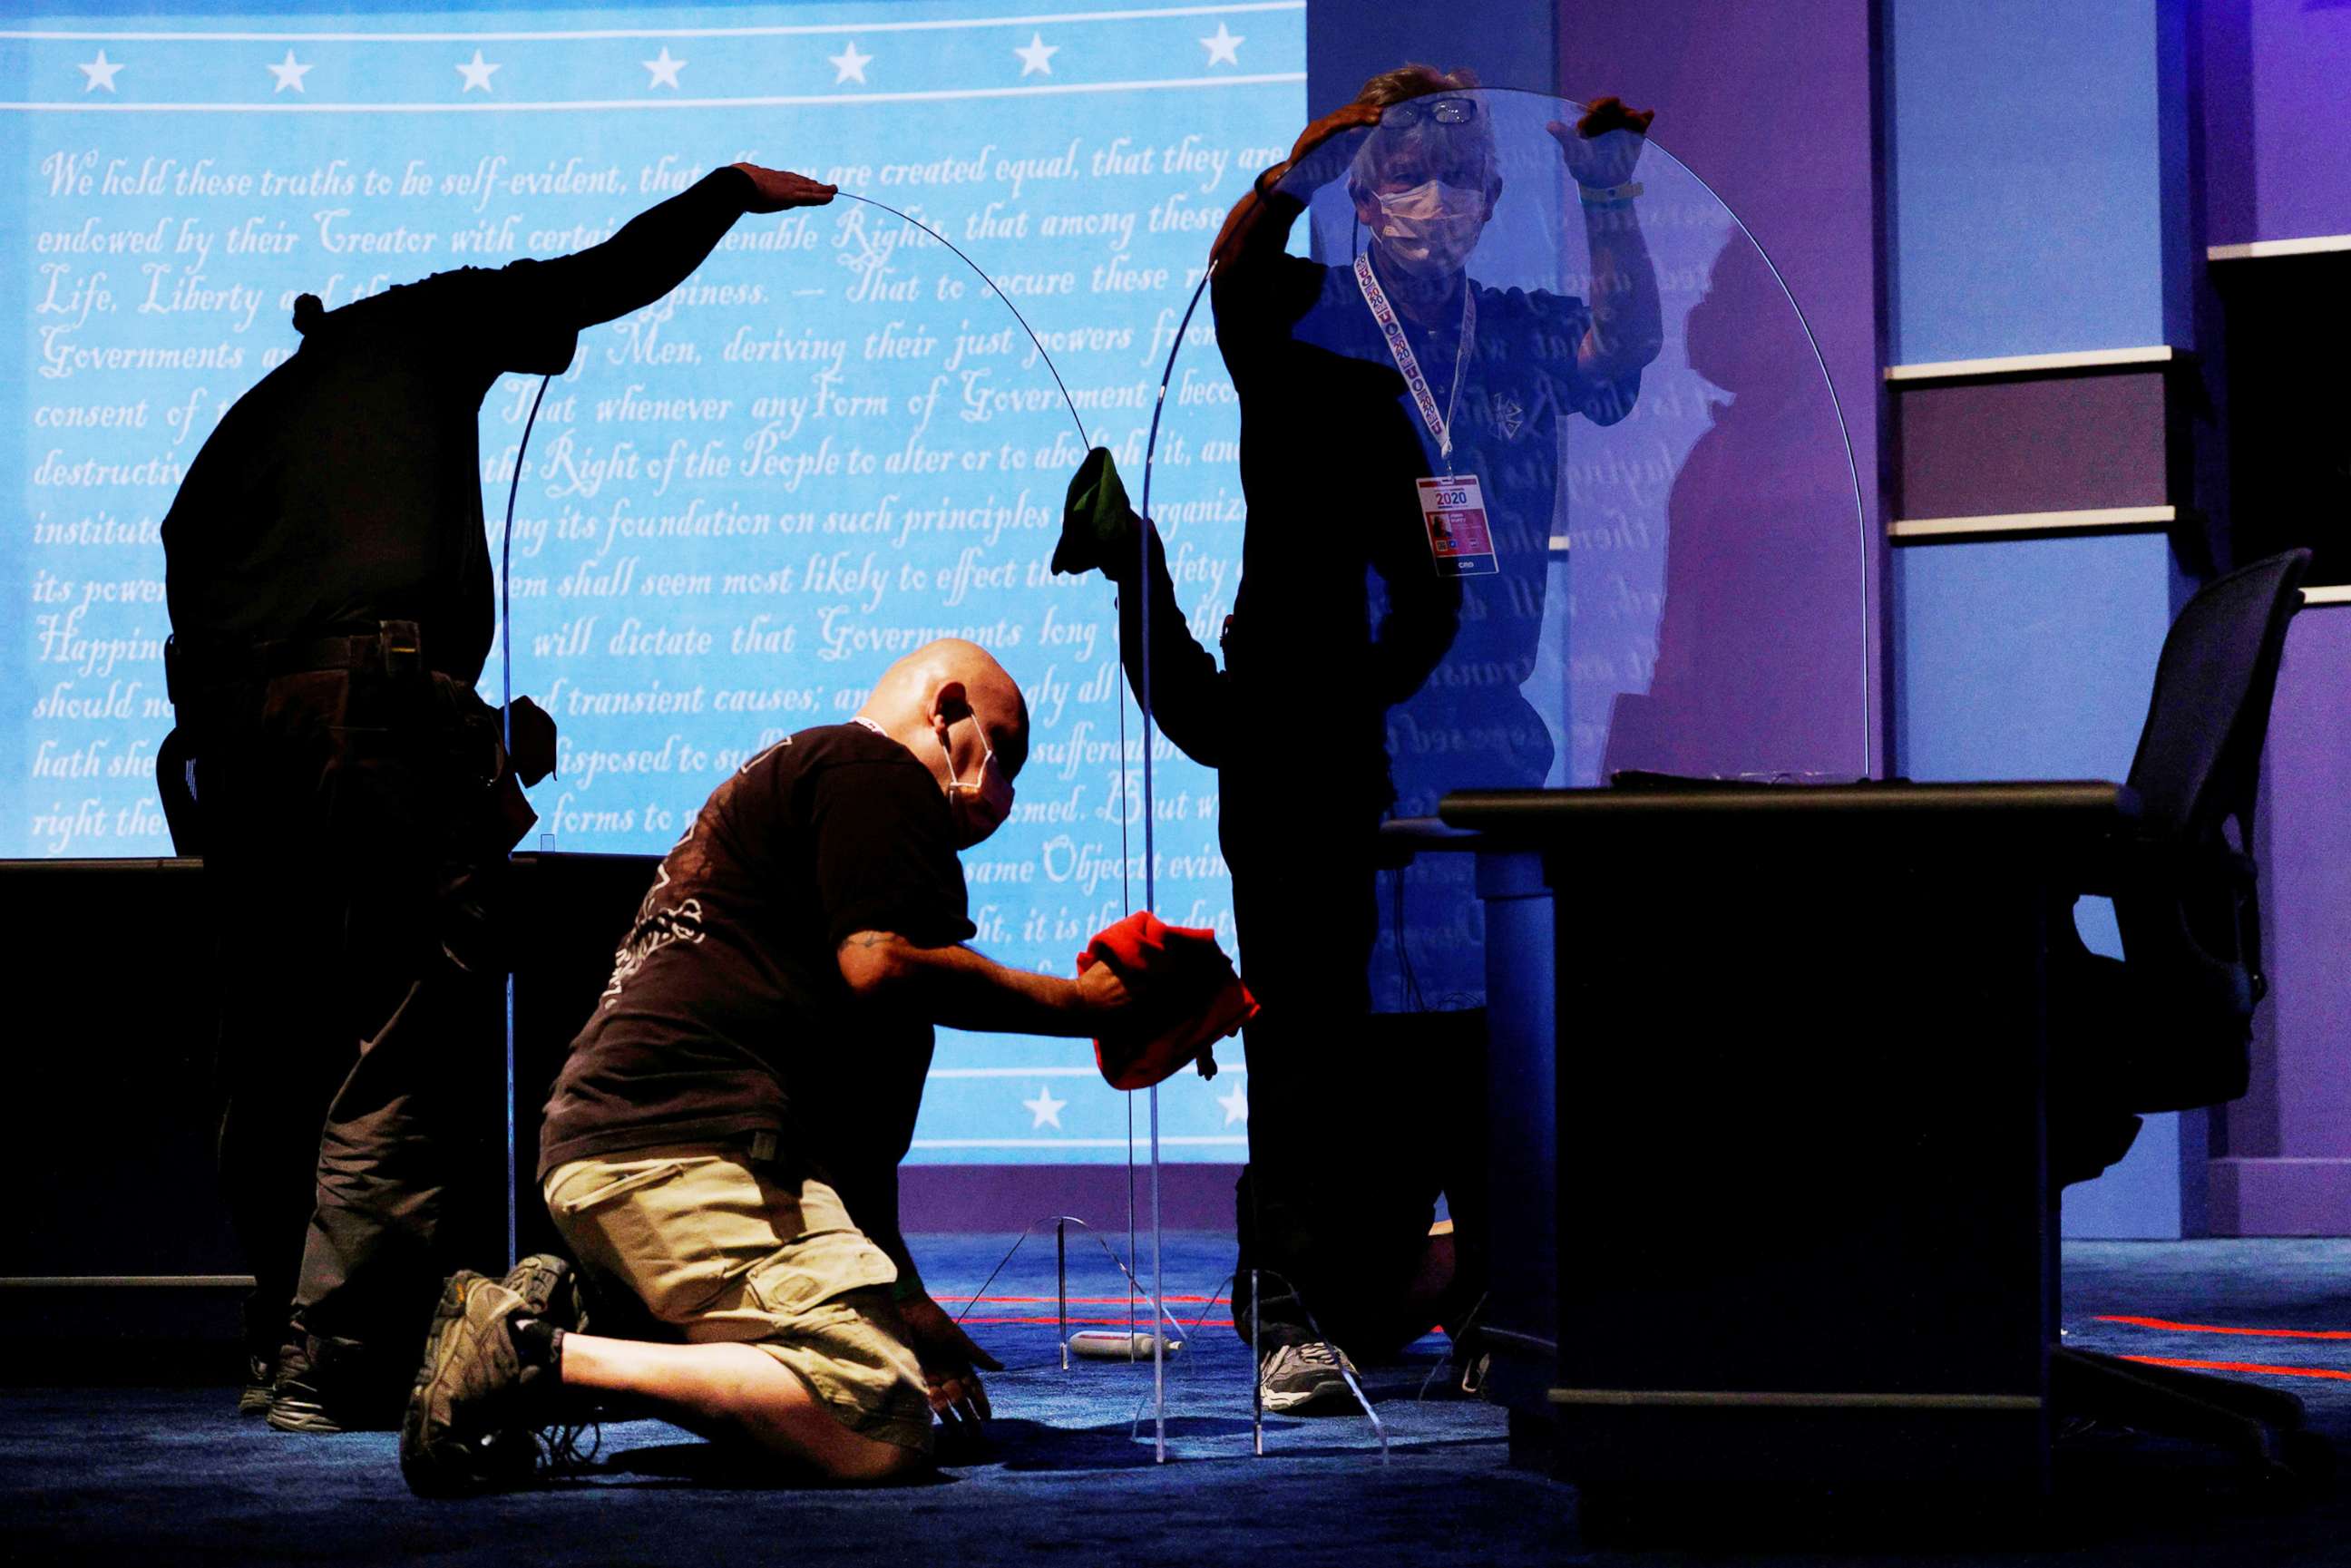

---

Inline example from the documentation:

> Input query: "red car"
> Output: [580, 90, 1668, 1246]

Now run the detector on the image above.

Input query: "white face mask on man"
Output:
[939, 715, 1015, 849]
[1372, 180, 1487, 278]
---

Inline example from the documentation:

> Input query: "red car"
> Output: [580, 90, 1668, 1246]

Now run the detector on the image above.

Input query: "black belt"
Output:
[166, 620, 430, 703]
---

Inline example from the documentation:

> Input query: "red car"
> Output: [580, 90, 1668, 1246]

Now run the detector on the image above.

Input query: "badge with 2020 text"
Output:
[1418, 474, 1498, 578]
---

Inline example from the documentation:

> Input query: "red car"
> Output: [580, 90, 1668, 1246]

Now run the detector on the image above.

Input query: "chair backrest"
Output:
[2110, 549, 2310, 1111]
[2124, 549, 2312, 842]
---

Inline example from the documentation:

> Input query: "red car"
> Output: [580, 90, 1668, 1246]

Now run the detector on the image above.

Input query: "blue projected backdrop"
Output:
[1, 2, 1303, 1164]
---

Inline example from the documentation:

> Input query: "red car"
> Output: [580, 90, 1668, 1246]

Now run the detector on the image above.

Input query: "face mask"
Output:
[941, 716, 1015, 848]
[1372, 180, 1487, 277]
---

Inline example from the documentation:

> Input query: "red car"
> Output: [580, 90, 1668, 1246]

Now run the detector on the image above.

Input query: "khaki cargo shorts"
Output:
[544, 1146, 933, 1454]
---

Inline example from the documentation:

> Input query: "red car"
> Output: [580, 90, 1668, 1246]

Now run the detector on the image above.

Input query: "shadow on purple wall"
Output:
[1557, 0, 1883, 776]
[1602, 238, 1870, 781]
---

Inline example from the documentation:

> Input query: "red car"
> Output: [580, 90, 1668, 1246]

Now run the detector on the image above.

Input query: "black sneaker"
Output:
[265, 1340, 403, 1434]
[1259, 1340, 1361, 1414]
[400, 1271, 550, 1497]
[238, 1353, 275, 1417]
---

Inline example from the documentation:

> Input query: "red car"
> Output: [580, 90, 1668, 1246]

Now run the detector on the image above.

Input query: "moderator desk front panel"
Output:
[1444, 783, 2136, 1500]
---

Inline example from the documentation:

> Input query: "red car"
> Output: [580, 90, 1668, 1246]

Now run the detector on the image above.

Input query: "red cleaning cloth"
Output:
[1078, 911, 1260, 1091]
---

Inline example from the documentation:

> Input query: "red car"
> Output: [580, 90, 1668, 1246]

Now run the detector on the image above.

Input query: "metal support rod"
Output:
[1057, 1217, 1069, 1370]
[1251, 1266, 1263, 1456]
[503, 972, 517, 1272]
[1151, 1081, 1166, 1463]
[1127, 1095, 1138, 1359]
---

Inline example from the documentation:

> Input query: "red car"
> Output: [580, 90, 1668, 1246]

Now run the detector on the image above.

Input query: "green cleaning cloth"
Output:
[1054, 445, 1145, 580]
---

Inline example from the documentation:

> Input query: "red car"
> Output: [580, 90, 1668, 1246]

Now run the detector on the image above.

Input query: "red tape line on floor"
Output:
[2097, 1315, 2351, 1340]
[2121, 1355, 2351, 1383]
[956, 1315, 1235, 1328]
[933, 1295, 1229, 1305]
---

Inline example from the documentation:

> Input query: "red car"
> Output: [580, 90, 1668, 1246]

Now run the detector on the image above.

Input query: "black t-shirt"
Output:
[161, 262, 579, 683]
[538, 724, 975, 1181]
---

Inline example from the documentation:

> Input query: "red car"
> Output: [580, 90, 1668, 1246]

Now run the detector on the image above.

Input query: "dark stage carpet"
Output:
[5, 1235, 2347, 1565]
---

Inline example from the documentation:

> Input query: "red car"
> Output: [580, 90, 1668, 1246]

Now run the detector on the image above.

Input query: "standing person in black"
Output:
[161, 160, 837, 1432]
[1058, 68, 1659, 1411]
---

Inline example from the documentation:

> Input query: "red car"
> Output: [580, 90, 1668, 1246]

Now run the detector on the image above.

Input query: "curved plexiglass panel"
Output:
[496, 187, 1176, 1126]
[503, 195, 1093, 850]
[1128, 84, 1869, 1011]
[502, 192, 1191, 1446]
[1145, 85, 1868, 792]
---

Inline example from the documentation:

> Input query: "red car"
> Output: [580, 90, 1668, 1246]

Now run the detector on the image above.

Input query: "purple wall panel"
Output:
[2219, 602, 2351, 1233]
[2194, 1, 2351, 1232]
[2210, 1160, 2351, 1236]
[2200, 0, 2351, 247]
[2210, 606, 2351, 1232]
[1896, 373, 2172, 519]
[902, 1162, 1240, 1234]
[1555, 0, 1888, 766]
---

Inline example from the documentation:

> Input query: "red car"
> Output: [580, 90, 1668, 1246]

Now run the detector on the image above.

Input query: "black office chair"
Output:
[2046, 547, 2327, 1485]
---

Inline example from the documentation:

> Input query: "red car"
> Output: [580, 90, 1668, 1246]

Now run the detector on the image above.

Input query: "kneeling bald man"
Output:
[401, 638, 1135, 1494]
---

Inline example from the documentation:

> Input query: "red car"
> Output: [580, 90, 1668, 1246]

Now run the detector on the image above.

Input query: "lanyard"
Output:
[1354, 252, 1476, 460]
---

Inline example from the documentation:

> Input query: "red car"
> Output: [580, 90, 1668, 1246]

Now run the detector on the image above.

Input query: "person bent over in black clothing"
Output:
[161, 161, 836, 1432]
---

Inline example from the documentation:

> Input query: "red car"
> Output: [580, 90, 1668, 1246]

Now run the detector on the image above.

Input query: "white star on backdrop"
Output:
[265, 50, 314, 93]
[1013, 32, 1059, 77]
[641, 46, 686, 90]
[1199, 22, 1244, 67]
[1218, 1079, 1249, 1126]
[1023, 1085, 1068, 1130]
[78, 50, 124, 93]
[455, 49, 501, 93]
[828, 41, 872, 84]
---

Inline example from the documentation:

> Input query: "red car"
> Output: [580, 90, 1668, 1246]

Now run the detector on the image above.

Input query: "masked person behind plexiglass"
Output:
[1271, 71, 1667, 1004]
[1063, 66, 1664, 1413]
[1334, 73, 1662, 804]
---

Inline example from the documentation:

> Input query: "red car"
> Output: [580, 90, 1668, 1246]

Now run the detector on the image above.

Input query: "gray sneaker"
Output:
[1259, 1340, 1361, 1414]
[399, 1271, 548, 1497]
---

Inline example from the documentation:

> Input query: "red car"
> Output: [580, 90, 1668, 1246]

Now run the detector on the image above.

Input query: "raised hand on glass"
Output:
[1545, 95, 1654, 190]
[1271, 101, 1384, 196]
[731, 163, 840, 212]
